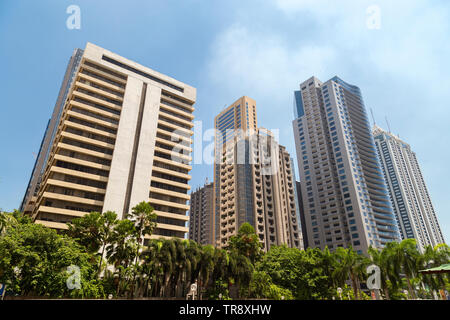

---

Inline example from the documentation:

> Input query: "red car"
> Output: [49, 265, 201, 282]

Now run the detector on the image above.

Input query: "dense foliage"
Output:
[0, 208, 448, 299]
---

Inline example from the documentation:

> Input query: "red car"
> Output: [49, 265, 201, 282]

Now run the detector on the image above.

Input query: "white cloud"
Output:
[206, 23, 336, 102]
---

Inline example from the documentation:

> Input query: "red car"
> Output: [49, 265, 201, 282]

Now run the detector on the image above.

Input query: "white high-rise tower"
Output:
[373, 125, 445, 252]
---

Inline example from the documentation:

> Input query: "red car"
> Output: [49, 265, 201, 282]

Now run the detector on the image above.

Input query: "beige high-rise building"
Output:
[188, 181, 214, 245]
[21, 48, 84, 215]
[24, 42, 196, 240]
[213, 96, 258, 246]
[214, 97, 303, 250]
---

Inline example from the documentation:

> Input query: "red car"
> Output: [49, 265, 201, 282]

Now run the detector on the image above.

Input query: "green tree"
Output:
[257, 246, 331, 299]
[332, 246, 368, 300]
[178, 240, 201, 297]
[141, 239, 165, 297]
[106, 219, 136, 296]
[0, 211, 102, 298]
[127, 202, 157, 263]
[389, 239, 421, 299]
[96, 211, 119, 275]
[368, 243, 406, 300]
[420, 243, 450, 298]
[228, 223, 263, 265]
[228, 249, 253, 298]
[126, 201, 157, 297]
[211, 248, 231, 286]
[207, 278, 232, 300]
[248, 270, 293, 300]
[198, 245, 215, 299]
[67, 211, 104, 255]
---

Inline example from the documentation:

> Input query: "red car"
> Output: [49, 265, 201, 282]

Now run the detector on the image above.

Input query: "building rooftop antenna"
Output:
[370, 108, 376, 126]
[385, 116, 391, 133]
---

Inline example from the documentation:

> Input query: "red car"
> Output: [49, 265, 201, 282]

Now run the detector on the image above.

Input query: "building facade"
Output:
[373, 125, 445, 251]
[21, 48, 84, 214]
[295, 181, 308, 249]
[188, 181, 214, 245]
[292, 76, 400, 254]
[24, 43, 196, 240]
[213, 96, 258, 246]
[214, 98, 302, 250]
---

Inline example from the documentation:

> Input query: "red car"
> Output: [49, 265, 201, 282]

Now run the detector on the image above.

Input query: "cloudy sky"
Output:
[0, 0, 449, 241]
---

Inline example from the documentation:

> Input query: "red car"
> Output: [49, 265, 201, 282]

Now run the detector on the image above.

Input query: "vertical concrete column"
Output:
[103, 77, 143, 218]
[128, 85, 161, 210]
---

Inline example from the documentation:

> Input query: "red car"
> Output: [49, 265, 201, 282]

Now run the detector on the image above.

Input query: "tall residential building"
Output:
[188, 181, 214, 245]
[214, 97, 302, 250]
[373, 125, 445, 251]
[292, 76, 400, 254]
[213, 96, 258, 246]
[21, 48, 84, 214]
[25, 42, 196, 240]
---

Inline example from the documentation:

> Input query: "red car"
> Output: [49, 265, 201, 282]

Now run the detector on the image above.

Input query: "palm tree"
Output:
[127, 202, 157, 297]
[212, 248, 231, 284]
[198, 245, 215, 299]
[170, 238, 187, 297]
[320, 246, 338, 290]
[161, 239, 176, 297]
[105, 219, 136, 296]
[332, 246, 367, 299]
[97, 211, 118, 275]
[368, 245, 397, 300]
[390, 239, 421, 299]
[228, 249, 254, 298]
[183, 240, 202, 297]
[142, 239, 165, 297]
[67, 211, 103, 255]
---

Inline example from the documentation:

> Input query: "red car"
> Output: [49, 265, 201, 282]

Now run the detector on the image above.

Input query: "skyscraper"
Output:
[213, 96, 258, 246]
[24, 43, 196, 240]
[373, 125, 445, 251]
[21, 48, 84, 214]
[214, 97, 302, 250]
[292, 76, 400, 254]
[189, 181, 214, 245]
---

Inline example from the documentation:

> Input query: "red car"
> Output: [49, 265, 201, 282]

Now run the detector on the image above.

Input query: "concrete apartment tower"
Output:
[21, 48, 84, 214]
[23, 43, 196, 240]
[188, 181, 214, 245]
[213, 96, 258, 247]
[292, 76, 400, 254]
[373, 125, 445, 252]
[214, 97, 303, 250]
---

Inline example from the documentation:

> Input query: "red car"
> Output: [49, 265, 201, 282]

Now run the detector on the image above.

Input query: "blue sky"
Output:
[0, 0, 449, 242]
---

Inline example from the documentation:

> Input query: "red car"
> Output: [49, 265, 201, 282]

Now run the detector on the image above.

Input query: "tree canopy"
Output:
[0, 208, 448, 300]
